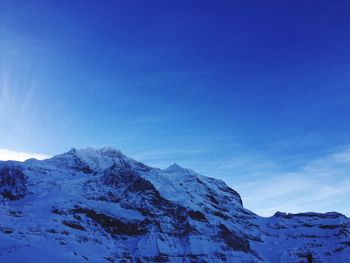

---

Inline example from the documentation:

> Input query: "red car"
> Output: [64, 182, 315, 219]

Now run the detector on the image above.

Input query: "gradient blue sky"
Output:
[1, 1, 350, 216]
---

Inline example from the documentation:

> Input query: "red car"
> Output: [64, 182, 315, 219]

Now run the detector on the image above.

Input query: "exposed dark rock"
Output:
[80, 165, 95, 174]
[0, 226, 14, 234]
[71, 207, 150, 236]
[84, 168, 195, 237]
[62, 220, 86, 231]
[303, 223, 314, 228]
[51, 208, 67, 215]
[218, 224, 250, 252]
[319, 225, 338, 229]
[46, 229, 58, 234]
[102, 165, 155, 192]
[100, 165, 161, 206]
[206, 193, 219, 205]
[142, 254, 170, 263]
[274, 211, 344, 219]
[306, 251, 313, 263]
[213, 211, 229, 220]
[188, 210, 207, 222]
[215, 252, 226, 261]
[9, 210, 23, 217]
[0, 165, 27, 200]
[103, 256, 115, 262]
[298, 251, 314, 263]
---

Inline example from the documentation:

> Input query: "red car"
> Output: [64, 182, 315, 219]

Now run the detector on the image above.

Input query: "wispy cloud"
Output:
[0, 43, 77, 152]
[226, 146, 350, 217]
[0, 148, 49, 161]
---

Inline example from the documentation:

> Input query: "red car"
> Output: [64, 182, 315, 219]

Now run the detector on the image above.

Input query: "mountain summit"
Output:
[164, 163, 190, 173]
[0, 147, 348, 262]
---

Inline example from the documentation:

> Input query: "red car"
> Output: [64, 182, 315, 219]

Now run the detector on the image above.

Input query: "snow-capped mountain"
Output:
[0, 147, 349, 262]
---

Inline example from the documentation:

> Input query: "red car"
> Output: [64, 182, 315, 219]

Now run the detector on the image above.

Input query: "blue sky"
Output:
[0, 1, 350, 216]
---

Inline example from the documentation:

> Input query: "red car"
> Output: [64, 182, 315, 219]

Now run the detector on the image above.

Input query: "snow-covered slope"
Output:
[0, 147, 349, 262]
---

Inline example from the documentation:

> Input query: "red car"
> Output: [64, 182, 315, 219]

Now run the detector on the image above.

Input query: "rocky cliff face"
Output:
[0, 147, 349, 262]
[0, 163, 27, 200]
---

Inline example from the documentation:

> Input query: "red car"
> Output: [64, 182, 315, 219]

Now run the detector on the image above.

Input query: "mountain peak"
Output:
[164, 163, 188, 173]
[52, 147, 129, 171]
[67, 147, 125, 159]
[0, 147, 349, 262]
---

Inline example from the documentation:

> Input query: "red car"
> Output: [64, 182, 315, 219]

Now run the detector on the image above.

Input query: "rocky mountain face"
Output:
[0, 147, 349, 262]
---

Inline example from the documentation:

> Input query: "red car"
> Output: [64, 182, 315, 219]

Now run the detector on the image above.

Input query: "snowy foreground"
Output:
[0, 147, 349, 262]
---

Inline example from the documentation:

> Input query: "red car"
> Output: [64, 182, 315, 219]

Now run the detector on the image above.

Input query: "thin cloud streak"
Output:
[229, 146, 350, 217]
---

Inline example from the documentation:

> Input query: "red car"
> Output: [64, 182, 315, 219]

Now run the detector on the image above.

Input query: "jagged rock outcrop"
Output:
[0, 164, 27, 200]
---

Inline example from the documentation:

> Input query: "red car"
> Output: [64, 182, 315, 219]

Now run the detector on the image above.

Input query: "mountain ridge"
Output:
[0, 147, 349, 262]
